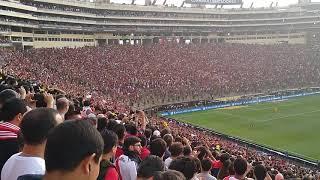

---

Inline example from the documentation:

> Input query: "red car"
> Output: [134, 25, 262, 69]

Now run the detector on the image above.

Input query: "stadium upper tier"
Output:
[0, 0, 320, 48]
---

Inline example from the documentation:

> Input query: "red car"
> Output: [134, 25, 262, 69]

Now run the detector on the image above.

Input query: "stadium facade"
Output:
[0, 0, 319, 49]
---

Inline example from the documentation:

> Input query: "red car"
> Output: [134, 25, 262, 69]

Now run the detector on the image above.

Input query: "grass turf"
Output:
[168, 95, 320, 162]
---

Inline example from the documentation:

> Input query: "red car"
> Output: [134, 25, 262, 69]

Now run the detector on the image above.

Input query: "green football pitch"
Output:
[168, 95, 320, 162]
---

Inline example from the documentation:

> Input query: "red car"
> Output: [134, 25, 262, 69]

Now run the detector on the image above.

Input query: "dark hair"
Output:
[138, 135, 147, 147]
[150, 138, 167, 158]
[101, 130, 118, 154]
[123, 136, 141, 152]
[218, 159, 232, 180]
[45, 120, 104, 172]
[0, 89, 19, 106]
[64, 101, 79, 120]
[169, 142, 184, 157]
[97, 117, 107, 132]
[106, 120, 118, 131]
[234, 157, 247, 176]
[125, 123, 138, 136]
[201, 159, 212, 172]
[160, 128, 171, 138]
[163, 134, 173, 147]
[175, 136, 183, 144]
[112, 123, 125, 141]
[194, 157, 201, 173]
[138, 155, 165, 178]
[254, 164, 267, 180]
[169, 156, 198, 180]
[183, 145, 192, 156]
[154, 170, 186, 180]
[21, 108, 60, 145]
[83, 100, 91, 107]
[220, 153, 230, 163]
[0, 98, 27, 122]
[144, 128, 152, 139]
[33, 93, 47, 108]
[197, 146, 208, 160]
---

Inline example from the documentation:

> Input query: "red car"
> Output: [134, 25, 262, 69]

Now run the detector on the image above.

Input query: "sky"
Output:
[110, 0, 320, 8]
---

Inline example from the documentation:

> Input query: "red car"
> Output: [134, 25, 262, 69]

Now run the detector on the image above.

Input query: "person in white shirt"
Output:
[197, 159, 217, 180]
[164, 142, 184, 169]
[1, 108, 62, 180]
[116, 136, 142, 180]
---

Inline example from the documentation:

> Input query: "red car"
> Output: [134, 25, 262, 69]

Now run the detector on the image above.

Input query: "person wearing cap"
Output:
[116, 136, 142, 180]
[0, 98, 27, 173]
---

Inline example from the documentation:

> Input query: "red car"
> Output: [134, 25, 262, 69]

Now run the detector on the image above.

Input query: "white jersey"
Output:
[1, 153, 45, 180]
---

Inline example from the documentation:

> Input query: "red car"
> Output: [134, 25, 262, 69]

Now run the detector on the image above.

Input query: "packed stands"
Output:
[0, 43, 319, 180]
[1, 44, 320, 107]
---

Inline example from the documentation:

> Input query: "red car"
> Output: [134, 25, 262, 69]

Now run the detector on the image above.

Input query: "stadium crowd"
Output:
[2, 44, 320, 107]
[0, 44, 319, 180]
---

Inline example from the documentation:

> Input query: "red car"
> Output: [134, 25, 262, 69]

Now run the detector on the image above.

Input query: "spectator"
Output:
[113, 123, 126, 159]
[183, 145, 192, 156]
[56, 97, 69, 121]
[197, 159, 217, 180]
[97, 116, 107, 132]
[144, 128, 152, 145]
[169, 156, 199, 180]
[116, 136, 142, 180]
[165, 142, 184, 169]
[138, 135, 150, 160]
[254, 164, 272, 180]
[218, 159, 232, 180]
[18, 120, 104, 180]
[154, 170, 186, 180]
[1, 108, 62, 180]
[150, 138, 167, 159]
[137, 155, 165, 180]
[0, 89, 19, 108]
[163, 134, 174, 160]
[0, 98, 27, 172]
[98, 130, 119, 180]
[275, 173, 284, 180]
[223, 158, 253, 180]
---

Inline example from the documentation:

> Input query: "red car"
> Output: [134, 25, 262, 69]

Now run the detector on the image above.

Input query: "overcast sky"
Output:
[111, 0, 320, 8]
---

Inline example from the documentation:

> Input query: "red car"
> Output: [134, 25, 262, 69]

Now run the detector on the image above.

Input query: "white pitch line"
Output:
[241, 100, 304, 111]
[257, 109, 320, 123]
